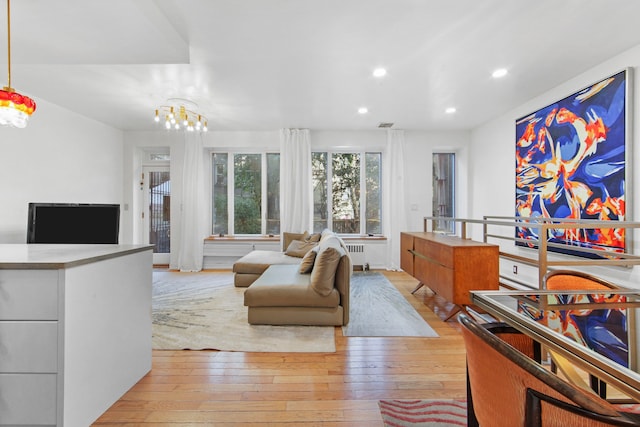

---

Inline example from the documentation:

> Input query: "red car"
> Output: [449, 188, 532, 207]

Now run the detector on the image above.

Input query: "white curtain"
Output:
[383, 129, 408, 270]
[177, 132, 207, 272]
[279, 128, 312, 234]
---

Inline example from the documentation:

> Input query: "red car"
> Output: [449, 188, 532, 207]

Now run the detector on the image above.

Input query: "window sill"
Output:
[204, 235, 387, 242]
[342, 235, 387, 241]
[204, 235, 280, 242]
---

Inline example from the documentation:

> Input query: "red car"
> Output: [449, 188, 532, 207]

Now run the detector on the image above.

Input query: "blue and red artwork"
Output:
[515, 70, 627, 255]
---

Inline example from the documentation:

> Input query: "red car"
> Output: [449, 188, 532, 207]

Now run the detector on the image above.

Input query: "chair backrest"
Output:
[543, 269, 621, 290]
[458, 313, 638, 426]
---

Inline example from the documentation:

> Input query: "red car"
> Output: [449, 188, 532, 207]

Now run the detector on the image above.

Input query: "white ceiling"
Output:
[3, 0, 640, 132]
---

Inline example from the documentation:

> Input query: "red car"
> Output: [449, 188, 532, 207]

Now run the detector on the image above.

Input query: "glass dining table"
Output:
[470, 289, 640, 402]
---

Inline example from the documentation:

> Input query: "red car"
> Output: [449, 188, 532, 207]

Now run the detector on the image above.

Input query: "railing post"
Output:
[538, 222, 548, 289]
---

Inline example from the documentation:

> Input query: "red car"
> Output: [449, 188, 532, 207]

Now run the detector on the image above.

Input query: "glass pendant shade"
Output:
[1, 0, 36, 128]
[0, 88, 36, 128]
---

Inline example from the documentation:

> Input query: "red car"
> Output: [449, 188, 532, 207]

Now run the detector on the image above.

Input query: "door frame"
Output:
[142, 165, 171, 265]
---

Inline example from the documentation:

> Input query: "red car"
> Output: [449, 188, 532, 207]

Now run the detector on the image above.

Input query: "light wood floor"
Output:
[93, 270, 467, 426]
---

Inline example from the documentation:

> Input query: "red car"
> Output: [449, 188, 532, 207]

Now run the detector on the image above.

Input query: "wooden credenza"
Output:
[401, 232, 499, 306]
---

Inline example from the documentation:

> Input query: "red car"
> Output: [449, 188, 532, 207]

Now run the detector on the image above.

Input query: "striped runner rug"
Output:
[378, 399, 467, 426]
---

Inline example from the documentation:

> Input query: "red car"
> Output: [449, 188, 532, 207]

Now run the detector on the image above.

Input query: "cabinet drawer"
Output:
[0, 373, 57, 425]
[400, 233, 414, 275]
[0, 270, 58, 320]
[414, 238, 453, 268]
[0, 322, 57, 373]
[415, 258, 454, 301]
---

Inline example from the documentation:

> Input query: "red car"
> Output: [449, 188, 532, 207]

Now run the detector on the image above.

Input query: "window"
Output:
[212, 152, 280, 235]
[212, 153, 228, 235]
[432, 152, 455, 233]
[312, 151, 382, 235]
[266, 153, 280, 235]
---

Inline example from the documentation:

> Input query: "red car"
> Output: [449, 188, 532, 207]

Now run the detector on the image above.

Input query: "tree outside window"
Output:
[234, 154, 261, 234]
[432, 152, 455, 233]
[212, 150, 378, 236]
[312, 152, 328, 231]
[212, 152, 279, 235]
[312, 151, 382, 235]
[212, 153, 228, 235]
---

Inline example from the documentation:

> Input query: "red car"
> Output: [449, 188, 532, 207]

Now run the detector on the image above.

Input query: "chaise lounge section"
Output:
[234, 229, 351, 326]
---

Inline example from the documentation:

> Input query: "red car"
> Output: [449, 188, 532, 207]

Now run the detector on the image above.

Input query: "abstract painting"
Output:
[515, 70, 628, 255]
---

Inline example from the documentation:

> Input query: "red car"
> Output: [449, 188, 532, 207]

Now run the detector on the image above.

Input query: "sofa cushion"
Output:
[310, 246, 344, 296]
[285, 239, 318, 258]
[282, 231, 309, 251]
[299, 246, 319, 274]
[233, 250, 301, 275]
[244, 265, 339, 307]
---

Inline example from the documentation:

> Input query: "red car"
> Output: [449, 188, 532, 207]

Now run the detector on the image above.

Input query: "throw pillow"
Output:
[285, 240, 317, 258]
[299, 246, 319, 274]
[310, 247, 343, 296]
[306, 232, 322, 243]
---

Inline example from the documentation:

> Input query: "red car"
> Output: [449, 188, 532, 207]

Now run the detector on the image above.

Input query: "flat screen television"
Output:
[27, 203, 120, 244]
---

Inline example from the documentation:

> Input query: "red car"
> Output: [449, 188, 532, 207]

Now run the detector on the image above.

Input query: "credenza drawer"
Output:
[0, 322, 58, 373]
[415, 257, 454, 301]
[414, 237, 454, 268]
[0, 373, 57, 425]
[0, 270, 58, 320]
[400, 233, 415, 275]
[401, 232, 499, 307]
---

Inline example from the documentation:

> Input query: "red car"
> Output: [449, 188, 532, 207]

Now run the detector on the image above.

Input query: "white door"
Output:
[143, 166, 171, 265]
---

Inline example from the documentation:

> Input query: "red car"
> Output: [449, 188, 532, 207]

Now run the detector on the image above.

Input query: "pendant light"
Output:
[0, 0, 36, 128]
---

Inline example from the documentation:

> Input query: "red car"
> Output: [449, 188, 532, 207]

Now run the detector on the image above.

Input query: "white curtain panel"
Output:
[383, 129, 408, 270]
[177, 132, 207, 272]
[279, 128, 313, 235]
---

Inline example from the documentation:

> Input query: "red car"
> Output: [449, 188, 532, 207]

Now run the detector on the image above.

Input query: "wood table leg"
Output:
[411, 282, 425, 294]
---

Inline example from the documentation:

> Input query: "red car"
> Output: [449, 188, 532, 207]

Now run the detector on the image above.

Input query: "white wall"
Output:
[122, 128, 471, 269]
[0, 99, 124, 243]
[469, 44, 640, 289]
[403, 130, 470, 231]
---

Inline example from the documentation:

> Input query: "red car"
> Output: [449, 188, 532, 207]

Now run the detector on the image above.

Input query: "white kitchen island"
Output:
[0, 244, 153, 427]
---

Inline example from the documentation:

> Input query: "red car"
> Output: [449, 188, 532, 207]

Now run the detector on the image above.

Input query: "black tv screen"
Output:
[27, 203, 120, 244]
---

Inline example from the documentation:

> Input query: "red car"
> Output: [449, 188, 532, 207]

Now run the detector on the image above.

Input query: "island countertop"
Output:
[0, 244, 154, 269]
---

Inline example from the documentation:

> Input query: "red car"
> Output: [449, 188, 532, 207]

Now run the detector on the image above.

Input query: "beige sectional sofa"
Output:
[233, 229, 351, 326]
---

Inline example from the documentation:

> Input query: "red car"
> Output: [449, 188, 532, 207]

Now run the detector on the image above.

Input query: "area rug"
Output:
[379, 399, 467, 426]
[152, 271, 336, 352]
[342, 272, 439, 337]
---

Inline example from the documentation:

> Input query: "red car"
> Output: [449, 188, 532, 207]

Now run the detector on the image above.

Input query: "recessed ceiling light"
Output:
[445, 107, 457, 114]
[492, 68, 508, 78]
[373, 68, 387, 78]
[358, 107, 368, 114]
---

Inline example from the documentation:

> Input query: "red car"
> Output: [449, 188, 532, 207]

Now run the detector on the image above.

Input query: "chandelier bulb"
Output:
[154, 100, 208, 133]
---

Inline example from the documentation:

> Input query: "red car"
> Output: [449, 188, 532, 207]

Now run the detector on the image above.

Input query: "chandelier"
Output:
[0, 0, 36, 128]
[154, 98, 208, 132]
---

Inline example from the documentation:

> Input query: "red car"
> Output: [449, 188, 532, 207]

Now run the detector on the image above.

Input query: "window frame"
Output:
[432, 151, 456, 234]
[210, 149, 280, 236]
[312, 149, 383, 236]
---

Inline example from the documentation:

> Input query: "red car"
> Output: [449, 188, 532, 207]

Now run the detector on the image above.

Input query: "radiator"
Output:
[345, 243, 366, 267]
